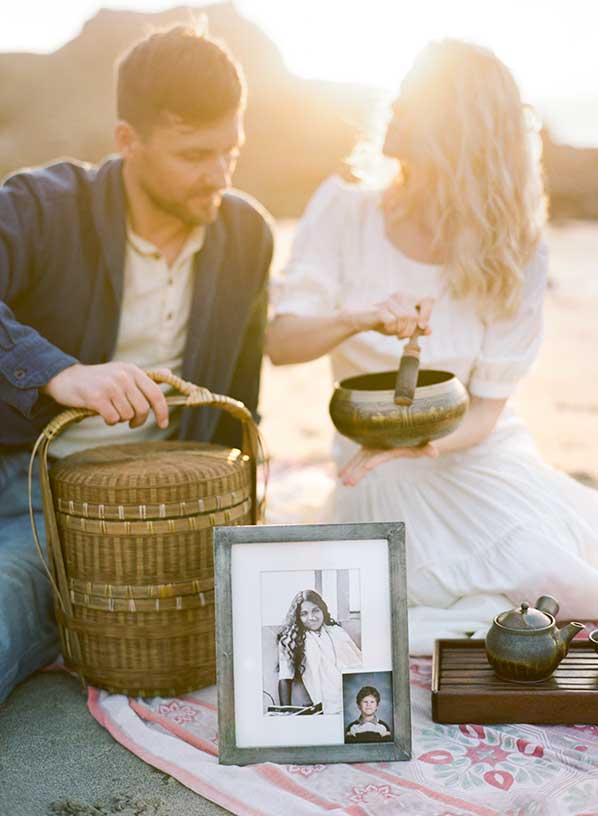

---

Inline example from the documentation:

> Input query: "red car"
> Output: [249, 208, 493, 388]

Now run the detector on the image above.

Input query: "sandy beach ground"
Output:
[1, 219, 597, 816]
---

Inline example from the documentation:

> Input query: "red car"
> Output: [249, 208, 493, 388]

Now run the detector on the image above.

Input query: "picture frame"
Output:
[214, 522, 412, 766]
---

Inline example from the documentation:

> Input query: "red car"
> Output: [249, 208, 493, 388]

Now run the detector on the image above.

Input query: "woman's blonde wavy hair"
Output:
[380, 39, 546, 321]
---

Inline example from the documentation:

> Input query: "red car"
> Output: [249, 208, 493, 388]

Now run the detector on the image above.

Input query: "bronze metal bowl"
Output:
[329, 369, 469, 449]
[589, 629, 598, 654]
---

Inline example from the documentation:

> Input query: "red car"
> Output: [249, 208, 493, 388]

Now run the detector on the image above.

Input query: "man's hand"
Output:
[350, 294, 434, 339]
[339, 443, 438, 486]
[41, 363, 170, 429]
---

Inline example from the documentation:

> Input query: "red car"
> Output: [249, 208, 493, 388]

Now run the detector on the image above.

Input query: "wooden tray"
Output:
[432, 639, 598, 724]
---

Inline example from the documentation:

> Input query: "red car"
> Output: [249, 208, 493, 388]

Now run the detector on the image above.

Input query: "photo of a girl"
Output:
[277, 589, 362, 715]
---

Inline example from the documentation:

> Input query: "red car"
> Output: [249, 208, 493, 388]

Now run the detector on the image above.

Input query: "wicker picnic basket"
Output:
[29, 372, 263, 697]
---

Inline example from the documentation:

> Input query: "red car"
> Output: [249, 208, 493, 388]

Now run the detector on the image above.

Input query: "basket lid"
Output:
[50, 441, 251, 519]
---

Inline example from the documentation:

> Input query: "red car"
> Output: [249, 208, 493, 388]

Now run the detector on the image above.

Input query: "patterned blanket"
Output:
[88, 654, 598, 816]
[87, 461, 598, 816]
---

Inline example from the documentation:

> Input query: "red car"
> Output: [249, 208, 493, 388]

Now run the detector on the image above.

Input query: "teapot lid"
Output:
[496, 601, 553, 630]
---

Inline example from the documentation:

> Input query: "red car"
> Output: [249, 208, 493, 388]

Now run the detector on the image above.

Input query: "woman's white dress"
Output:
[274, 177, 598, 654]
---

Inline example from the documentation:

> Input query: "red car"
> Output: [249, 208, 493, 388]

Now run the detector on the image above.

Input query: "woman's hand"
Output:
[350, 294, 434, 339]
[339, 443, 438, 486]
[267, 294, 433, 365]
[339, 396, 509, 485]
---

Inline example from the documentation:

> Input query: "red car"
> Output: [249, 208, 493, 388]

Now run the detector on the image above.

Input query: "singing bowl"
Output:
[329, 370, 469, 449]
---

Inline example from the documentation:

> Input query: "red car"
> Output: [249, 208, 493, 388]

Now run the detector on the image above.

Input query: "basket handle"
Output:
[36, 369, 259, 441]
[28, 371, 267, 665]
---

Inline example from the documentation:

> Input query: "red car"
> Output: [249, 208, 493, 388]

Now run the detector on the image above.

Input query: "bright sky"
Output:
[3, 0, 598, 145]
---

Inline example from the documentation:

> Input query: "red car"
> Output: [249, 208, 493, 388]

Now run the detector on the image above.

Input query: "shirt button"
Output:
[14, 368, 26, 379]
[166, 313, 173, 321]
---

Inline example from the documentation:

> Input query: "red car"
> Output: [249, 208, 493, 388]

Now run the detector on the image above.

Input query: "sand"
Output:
[0, 672, 229, 816]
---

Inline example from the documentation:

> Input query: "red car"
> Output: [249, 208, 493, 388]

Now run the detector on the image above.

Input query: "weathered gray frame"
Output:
[214, 522, 412, 766]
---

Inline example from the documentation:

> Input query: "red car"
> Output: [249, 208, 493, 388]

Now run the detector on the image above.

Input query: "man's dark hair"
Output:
[117, 26, 245, 134]
[356, 685, 380, 705]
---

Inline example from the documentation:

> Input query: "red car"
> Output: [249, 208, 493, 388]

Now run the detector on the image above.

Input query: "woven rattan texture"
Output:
[59, 525, 218, 582]
[48, 439, 253, 696]
[57, 604, 218, 696]
[50, 441, 250, 510]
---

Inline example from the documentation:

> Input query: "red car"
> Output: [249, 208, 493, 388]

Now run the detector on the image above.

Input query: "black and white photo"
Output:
[342, 671, 394, 744]
[261, 570, 361, 716]
[214, 522, 412, 765]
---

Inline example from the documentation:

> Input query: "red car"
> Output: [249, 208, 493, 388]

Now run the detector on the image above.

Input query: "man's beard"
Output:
[144, 183, 222, 226]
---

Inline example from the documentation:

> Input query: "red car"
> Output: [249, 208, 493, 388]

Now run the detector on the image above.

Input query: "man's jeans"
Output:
[0, 450, 59, 703]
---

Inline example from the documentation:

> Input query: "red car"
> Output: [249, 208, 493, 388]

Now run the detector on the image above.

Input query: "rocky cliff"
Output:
[1, 3, 596, 219]
[0, 2, 375, 216]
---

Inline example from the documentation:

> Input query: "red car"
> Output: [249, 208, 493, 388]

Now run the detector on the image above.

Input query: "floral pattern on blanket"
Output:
[91, 648, 598, 816]
[156, 700, 203, 726]
[418, 723, 557, 792]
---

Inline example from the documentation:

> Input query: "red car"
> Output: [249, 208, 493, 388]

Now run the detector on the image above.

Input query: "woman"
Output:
[268, 40, 598, 652]
[277, 589, 361, 714]
[345, 686, 392, 743]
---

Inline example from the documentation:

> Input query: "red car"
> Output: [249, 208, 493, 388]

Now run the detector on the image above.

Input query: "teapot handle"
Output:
[535, 595, 560, 618]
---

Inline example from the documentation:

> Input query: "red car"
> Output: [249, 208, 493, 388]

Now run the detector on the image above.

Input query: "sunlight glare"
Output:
[2, 0, 598, 144]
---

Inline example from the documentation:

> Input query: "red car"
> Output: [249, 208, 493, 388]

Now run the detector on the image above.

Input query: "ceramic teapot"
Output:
[485, 595, 585, 683]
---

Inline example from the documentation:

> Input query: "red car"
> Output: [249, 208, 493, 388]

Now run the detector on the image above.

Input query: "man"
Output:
[0, 26, 273, 702]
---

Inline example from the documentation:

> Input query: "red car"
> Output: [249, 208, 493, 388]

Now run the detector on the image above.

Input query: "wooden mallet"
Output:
[394, 326, 422, 406]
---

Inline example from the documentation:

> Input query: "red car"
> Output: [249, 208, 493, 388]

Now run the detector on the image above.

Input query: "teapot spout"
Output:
[558, 621, 585, 652]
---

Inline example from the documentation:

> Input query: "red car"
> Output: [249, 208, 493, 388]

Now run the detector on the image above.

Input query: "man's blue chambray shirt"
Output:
[0, 157, 273, 450]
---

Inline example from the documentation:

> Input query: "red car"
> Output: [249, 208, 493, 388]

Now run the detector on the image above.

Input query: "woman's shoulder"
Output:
[302, 175, 380, 223]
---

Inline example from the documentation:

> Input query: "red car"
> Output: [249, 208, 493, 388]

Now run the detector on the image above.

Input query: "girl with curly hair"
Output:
[277, 589, 361, 714]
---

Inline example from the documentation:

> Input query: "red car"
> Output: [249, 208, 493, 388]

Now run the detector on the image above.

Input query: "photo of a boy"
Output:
[344, 685, 392, 743]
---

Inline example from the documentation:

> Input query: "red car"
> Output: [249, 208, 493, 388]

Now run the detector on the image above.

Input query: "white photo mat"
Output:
[231, 538, 392, 748]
